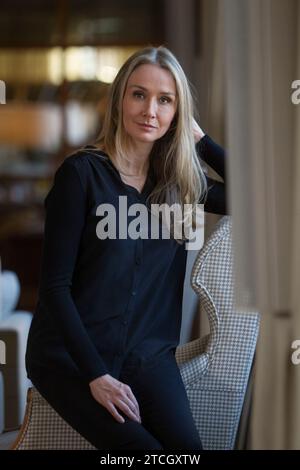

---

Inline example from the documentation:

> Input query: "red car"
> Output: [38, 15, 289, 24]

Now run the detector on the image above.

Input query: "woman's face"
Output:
[122, 64, 177, 147]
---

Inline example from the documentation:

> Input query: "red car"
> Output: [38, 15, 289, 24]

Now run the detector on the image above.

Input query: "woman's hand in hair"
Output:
[89, 374, 141, 424]
[192, 118, 205, 142]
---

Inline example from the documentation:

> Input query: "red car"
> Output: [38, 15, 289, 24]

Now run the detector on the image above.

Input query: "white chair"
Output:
[0, 269, 32, 431]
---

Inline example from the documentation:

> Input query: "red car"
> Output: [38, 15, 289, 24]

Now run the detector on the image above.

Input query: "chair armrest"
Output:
[176, 335, 209, 364]
[176, 335, 211, 385]
[176, 283, 221, 387]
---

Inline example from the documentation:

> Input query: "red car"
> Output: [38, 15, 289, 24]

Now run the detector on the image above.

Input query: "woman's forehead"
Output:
[127, 64, 177, 94]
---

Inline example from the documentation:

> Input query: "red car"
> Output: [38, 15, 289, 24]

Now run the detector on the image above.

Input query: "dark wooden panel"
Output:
[0, 0, 165, 47]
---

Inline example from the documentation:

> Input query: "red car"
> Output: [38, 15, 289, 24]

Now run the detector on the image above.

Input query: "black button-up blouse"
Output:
[26, 135, 227, 382]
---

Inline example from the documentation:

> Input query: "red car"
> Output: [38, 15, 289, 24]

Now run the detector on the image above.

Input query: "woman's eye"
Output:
[133, 91, 144, 99]
[160, 96, 171, 104]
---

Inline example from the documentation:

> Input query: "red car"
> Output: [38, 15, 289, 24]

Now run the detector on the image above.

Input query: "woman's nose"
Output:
[143, 99, 157, 118]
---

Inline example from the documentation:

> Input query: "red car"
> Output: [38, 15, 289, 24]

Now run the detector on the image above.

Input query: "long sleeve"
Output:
[196, 134, 228, 215]
[39, 159, 108, 382]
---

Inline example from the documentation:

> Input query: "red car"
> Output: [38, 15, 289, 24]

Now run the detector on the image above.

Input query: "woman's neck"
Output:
[113, 142, 152, 178]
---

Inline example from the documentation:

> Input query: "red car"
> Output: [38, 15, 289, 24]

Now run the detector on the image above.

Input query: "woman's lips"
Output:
[137, 123, 157, 130]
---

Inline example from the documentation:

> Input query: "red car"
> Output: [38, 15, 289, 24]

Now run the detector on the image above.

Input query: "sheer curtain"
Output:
[223, 0, 300, 449]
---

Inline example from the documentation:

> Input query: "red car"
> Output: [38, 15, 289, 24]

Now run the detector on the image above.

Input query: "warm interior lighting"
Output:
[0, 46, 139, 84]
[64, 47, 98, 81]
[48, 48, 63, 85]
[97, 65, 118, 83]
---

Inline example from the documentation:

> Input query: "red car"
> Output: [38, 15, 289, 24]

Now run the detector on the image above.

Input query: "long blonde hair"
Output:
[96, 46, 207, 242]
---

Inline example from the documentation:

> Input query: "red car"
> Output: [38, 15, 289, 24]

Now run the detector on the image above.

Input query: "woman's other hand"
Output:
[192, 118, 205, 142]
[89, 374, 141, 424]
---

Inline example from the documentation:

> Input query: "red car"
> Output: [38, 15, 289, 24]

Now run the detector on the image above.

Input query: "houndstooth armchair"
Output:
[175, 215, 260, 449]
[13, 215, 259, 450]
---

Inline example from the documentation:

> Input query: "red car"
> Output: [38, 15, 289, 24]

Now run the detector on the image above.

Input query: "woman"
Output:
[25, 46, 227, 450]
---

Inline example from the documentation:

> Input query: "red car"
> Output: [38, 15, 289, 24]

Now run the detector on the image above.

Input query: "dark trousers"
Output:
[29, 354, 202, 450]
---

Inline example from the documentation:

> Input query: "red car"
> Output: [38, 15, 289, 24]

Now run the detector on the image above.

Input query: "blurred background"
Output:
[1, 0, 300, 451]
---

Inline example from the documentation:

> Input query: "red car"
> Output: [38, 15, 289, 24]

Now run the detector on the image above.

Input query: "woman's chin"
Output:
[130, 134, 158, 146]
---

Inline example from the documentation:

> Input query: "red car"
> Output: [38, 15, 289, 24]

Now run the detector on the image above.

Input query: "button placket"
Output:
[118, 238, 143, 357]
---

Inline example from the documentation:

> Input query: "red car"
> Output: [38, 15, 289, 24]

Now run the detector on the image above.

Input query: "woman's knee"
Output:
[99, 422, 164, 450]
[160, 429, 203, 451]
[115, 432, 163, 451]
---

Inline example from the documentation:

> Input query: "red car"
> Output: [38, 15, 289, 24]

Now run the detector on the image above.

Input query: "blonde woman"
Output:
[26, 46, 226, 450]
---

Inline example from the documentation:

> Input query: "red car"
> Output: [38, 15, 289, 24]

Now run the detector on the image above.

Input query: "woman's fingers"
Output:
[115, 397, 141, 423]
[117, 385, 141, 422]
[128, 390, 140, 416]
[123, 385, 141, 419]
[106, 395, 141, 424]
[192, 118, 205, 142]
[106, 401, 126, 424]
[89, 374, 141, 424]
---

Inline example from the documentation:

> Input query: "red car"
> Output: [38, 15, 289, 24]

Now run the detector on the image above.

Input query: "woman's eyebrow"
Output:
[129, 84, 176, 96]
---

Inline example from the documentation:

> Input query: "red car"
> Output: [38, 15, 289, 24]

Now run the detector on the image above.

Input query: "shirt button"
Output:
[132, 291, 136, 296]
[122, 319, 128, 325]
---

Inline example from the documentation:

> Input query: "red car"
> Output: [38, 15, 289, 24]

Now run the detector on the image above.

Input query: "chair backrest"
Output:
[176, 215, 260, 450]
